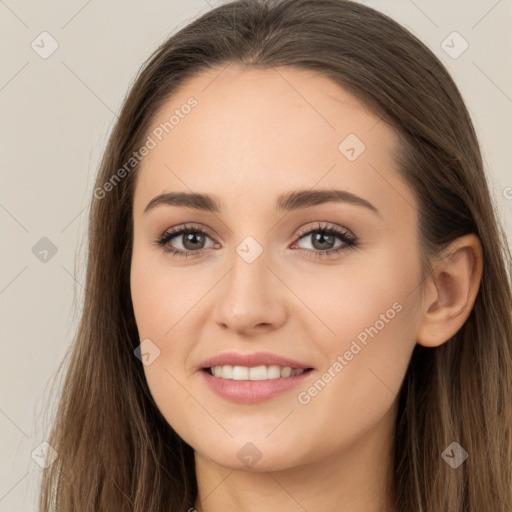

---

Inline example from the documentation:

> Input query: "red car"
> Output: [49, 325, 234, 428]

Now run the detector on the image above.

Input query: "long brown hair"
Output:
[38, 0, 512, 510]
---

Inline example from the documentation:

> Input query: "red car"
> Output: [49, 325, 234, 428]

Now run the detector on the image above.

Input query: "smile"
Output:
[201, 366, 315, 404]
[206, 364, 312, 380]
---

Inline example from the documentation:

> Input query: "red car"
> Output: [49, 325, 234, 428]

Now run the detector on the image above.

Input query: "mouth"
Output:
[200, 364, 316, 404]
[203, 365, 314, 380]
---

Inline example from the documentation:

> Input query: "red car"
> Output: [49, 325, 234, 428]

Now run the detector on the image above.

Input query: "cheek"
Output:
[129, 246, 213, 412]
[130, 251, 203, 444]
[293, 240, 421, 350]
[130, 244, 203, 339]
[293, 247, 421, 436]
[295, 299, 416, 455]
[129, 230, 423, 463]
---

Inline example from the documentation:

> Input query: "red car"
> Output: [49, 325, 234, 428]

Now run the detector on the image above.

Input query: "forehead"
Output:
[133, 65, 413, 221]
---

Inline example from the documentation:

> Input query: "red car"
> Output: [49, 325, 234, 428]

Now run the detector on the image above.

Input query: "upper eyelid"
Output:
[156, 223, 357, 261]
[296, 222, 353, 238]
[161, 222, 354, 244]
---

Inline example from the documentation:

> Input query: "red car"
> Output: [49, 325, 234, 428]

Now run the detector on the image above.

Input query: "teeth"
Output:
[281, 366, 292, 378]
[210, 365, 306, 380]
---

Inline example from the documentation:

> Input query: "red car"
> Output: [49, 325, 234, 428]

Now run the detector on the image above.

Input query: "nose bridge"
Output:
[225, 239, 271, 313]
[213, 235, 286, 333]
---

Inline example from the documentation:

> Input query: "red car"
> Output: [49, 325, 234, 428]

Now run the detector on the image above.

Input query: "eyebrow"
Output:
[143, 189, 380, 216]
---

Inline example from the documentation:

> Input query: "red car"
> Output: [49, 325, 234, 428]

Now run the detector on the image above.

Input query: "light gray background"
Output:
[1, 0, 511, 509]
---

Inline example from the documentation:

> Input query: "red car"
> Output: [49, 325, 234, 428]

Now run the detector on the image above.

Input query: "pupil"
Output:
[183, 232, 203, 250]
[313, 233, 334, 250]
[181, 231, 335, 251]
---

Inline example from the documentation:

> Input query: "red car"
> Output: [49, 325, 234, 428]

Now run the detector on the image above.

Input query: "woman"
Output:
[39, 0, 512, 510]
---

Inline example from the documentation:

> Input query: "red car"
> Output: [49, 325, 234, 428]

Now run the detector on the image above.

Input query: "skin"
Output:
[130, 65, 483, 512]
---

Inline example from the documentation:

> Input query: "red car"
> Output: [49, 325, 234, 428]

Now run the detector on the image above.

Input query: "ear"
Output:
[416, 234, 483, 348]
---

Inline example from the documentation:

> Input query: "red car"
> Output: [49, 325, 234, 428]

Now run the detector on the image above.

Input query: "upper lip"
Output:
[198, 351, 314, 371]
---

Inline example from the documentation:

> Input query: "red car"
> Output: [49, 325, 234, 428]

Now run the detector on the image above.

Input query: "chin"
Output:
[192, 434, 313, 473]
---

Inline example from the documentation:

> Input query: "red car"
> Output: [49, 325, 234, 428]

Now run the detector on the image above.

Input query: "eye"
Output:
[291, 222, 357, 258]
[155, 223, 217, 258]
[154, 221, 357, 259]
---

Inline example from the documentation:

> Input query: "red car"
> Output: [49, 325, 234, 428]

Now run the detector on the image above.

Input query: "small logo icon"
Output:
[134, 338, 161, 366]
[441, 441, 468, 468]
[339, 133, 366, 161]
[237, 442, 262, 468]
[441, 31, 469, 59]
[236, 236, 263, 264]
[32, 237, 58, 263]
[31, 441, 58, 469]
[31, 31, 59, 59]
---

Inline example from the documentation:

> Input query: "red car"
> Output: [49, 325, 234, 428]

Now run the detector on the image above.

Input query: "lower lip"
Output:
[200, 368, 315, 404]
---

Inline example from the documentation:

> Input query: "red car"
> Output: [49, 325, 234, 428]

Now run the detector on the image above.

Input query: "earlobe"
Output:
[416, 234, 483, 348]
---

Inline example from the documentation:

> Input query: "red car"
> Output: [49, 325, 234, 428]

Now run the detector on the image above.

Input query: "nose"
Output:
[213, 246, 287, 336]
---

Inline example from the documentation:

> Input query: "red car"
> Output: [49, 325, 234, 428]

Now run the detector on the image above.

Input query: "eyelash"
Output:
[154, 222, 357, 260]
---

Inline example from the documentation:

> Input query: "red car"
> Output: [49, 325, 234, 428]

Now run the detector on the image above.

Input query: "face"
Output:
[130, 65, 425, 472]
